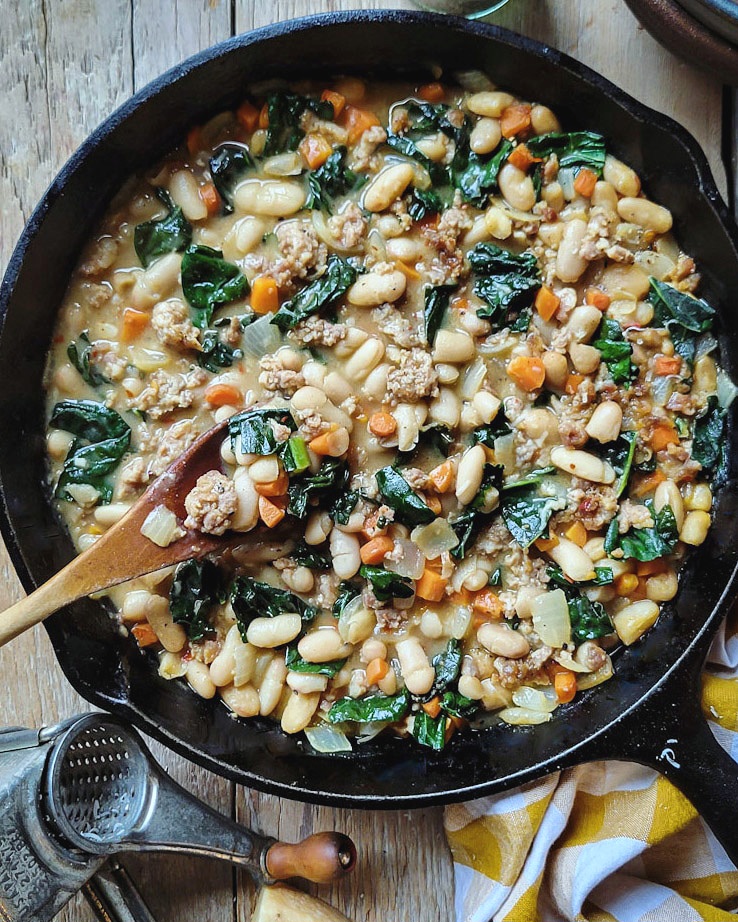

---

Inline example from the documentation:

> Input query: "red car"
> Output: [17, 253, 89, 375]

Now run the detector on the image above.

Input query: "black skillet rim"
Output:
[1, 9, 738, 807]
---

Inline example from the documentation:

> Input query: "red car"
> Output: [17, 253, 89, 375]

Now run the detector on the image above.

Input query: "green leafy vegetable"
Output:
[169, 559, 221, 641]
[287, 458, 350, 519]
[450, 464, 505, 559]
[50, 400, 131, 504]
[412, 710, 446, 751]
[197, 328, 244, 373]
[181, 245, 249, 329]
[228, 408, 296, 456]
[545, 564, 613, 642]
[424, 284, 456, 346]
[408, 187, 443, 222]
[593, 318, 637, 385]
[333, 581, 362, 618]
[263, 91, 333, 155]
[501, 489, 559, 549]
[359, 565, 414, 602]
[649, 279, 716, 365]
[67, 332, 108, 387]
[271, 255, 357, 331]
[604, 501, 678, 561]
[401, 424, 454, 461]
[230, 577, 317, 640]
[502, 466, 556, 491]
[432, 639, 462, 694]
[375, 466, 436, 527]
[469, 243, 541, 327]
[285, 645, 346, 676]
[290, 541, 331, 569]
[306, 146, 364, 213]
[209, 143, 255, 213]
[472, 414, 512, 447]
[455, 140, 514, 208]
[327, 689, 411, 724]
[692, 396, 726, 477]
[134, 188, 192, 268]
[546, 563, 614, 589]
[279, 436, 311, 474]
[488, 567, 502, 587]
[525, 131, 606, 175]
[600, 431, 638, 498]
[329, 490, 361, 525]
[441, 691, 478, 718]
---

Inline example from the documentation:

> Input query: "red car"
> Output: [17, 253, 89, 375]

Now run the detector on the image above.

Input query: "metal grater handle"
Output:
[83, 860, 157, 922]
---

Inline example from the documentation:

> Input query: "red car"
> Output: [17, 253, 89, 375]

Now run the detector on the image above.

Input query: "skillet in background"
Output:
[1, 10, 738, 859]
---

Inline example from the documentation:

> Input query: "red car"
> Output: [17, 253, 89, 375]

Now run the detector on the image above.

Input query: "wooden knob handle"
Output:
[265, 832, 356, 884]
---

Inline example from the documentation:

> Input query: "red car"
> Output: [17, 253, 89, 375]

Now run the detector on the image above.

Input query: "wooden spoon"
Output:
[0, 419, 273, 647]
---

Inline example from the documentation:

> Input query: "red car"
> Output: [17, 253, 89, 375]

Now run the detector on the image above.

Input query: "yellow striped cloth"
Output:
[445, 606, 738, 921]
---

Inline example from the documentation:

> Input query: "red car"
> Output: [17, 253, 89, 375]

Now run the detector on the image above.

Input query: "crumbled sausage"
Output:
[566, 478, 619, 531]
[79, 236, 118, 277]
[493, 644, 553, 688]
[117, 456, 150, 496]
[81, 281, 113, 310]
[271, 221, 327, 290]
[258, 353, 305, 398]
[618, 499, 655, 533]
[372, 304, 423, 348]
[385, 348, 438, 405]
[90, 342, 128, 381]
[132, 368, 208, 419]
[184, 470, 238, 535]
[328, 202, 368, 249]
[151, 299, 201, 351]
[422, 203, 473, 285]
[288, 316, 348, 347]
[349, 125, 387, 172]
[402, 467, 429, 491]
[151, 419, 201, 474]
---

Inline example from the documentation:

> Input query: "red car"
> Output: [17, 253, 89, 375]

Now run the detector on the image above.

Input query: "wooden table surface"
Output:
[0, 2, 734, 920]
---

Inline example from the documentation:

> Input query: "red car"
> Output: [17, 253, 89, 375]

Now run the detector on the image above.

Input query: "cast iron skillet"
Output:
[2, 10, 738, 855]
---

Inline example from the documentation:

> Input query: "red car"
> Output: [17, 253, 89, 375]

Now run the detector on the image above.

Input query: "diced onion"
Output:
[159, 651, 187, 680]
[356, 722, 387, 744]
[650, 374, 675, 407]
[385, 538, 426, 580]
[531, 589, 572, 648]
[553, 650, 591, 674]
[450, 555, 480, 592]
[718, 367, 738, 409]
[365, 227, 387, 264]
[448, 604, 472, 640]
[576, 654, 614, 690]
[412, 519, 459, 558]
[558, 167, 577, 200]
[130, 347, 169, 373]
[695, 332, 718, 360]
[512, 685, 558, 713]
[338, 595, 376, 645]
[311, 211, 355, 254]
[241, 314, 282, 359]
[498, 706, 552, 726]
[262, 152, 303, 176]
[455, 69, 495, 92]
[634, 249, 675, 280]
[140, 504, 183, 548]
[461, 358, 487, 399]
[232, 639, 252, 687]
[305, 724, 353, 753]
[493, 433, 515, 471]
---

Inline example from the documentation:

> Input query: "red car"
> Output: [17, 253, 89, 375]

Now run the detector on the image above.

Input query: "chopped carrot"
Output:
[654, 355, 682, 376]
[258, 103, 269, 129]
[308, 429, 348, 457]
[199, 181, 221, 216]
[650, 421, 679, 452]
[366, 657, 389, 685]
[615, 573, 639, 597]
[186, 125, 203, 156]
[236, 100, 260, 133]
[452, 296, 471, 312]
[416, 569, 448, 603]
[565, 521, 588, 547]
[500, 104, 532, 139]
[132, 623, 158, 648]
[250, 276, 279, 314]
[425, 495, 442, 515]
[361, 507, 388, 540]
[121, 308, 149, 342]
[573, 167, 598, 197]
[321, 89, 346, 118]
[258, 495, 286, 528]
[204, 382, 243, 408]
[535, 285, 560, 322]
[535, 535, 560, 553]
[585, 288, 611, 311]
[368, 411, 397, 438]
[395, 259, 421, 281]
[507, 143, 541, 172]
[299, 133, 333, 170]
[630, 470, 666, 498]
[553, 668, 577, 704]
[254, 471, 289, 498]
[507, 355, 545, 391]
[472, 589, 503, 619]
[422, 697, 442, 718]
[565, 373, 584, 395]
[428, 459, 455, 494]
[339, 105, 381, 145]
[636, 558, 668, 577]
[418, 82, 445, 103]
[360, 535, 395, 566]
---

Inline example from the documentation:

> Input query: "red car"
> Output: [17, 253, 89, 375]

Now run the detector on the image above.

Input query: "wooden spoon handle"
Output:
[264, 832, 357, 884]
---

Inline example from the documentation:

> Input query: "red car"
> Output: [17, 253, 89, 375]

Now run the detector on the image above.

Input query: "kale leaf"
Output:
[469, 243, 541, 327]
[359, 565, 414, 602]
[525, 131, 607, 175]
[169, 559, 221, 641]
[600, 430, 638, 498]
[329, 490, 361, 525]
[441, 691, 478, 718]
[67, 332, 108, 387]
[287, 458, 350, 519]
[197, 328, 244, 373]
[545, 564, 613, 642]
[501, 488, 559, 548]
[181, 245, 249, 329]
[271, 255, 357, 331]
[285, 645, 346, 676]
[263, 91, 334, 155]
[228, 408, 296, 456]
[408, 187, 444, 222]
[209, 143, 255, 213]
[327, 688, 411, 724]
[692, 396, 726, 478]
[412, 710, 446, 751]
[455, 140, 514, 208]
[604, 500, 678, 561]
[432, 639, 462, 694]
[649, 278, 716, 365]
[424, 284, 456, 346]
[375, 466, 436, 527]
[306, 146, 364, 213]
[450, 463, 505, 559]
[290, 540, 331, 569]
[593, 317, 637, 385]
[333, 580, 362, 618]
[134, 188, 192, 268]
[230, 576, 317, 640]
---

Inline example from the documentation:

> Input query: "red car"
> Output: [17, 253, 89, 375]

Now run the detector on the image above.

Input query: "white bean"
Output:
[347, 270, 406, 307]
[169, 170, 207, 221]
[363, 163, 415, 212]
[281, 691, 321, 734]
[343, 337, 385, 381]
[646, 569, 678, 602]
[692, 354, 717, 395]
[361, 638, 387, 663]
[291, 385, 327, 411]
[210, 626, 246, 687]
[287, 672, 329, 694]
[187, 661, 216, 699]
[556, 219, 588, 283]
[686, 483, 712, 512]
[612, 600, 659, 646]
[585, 401, 623, 443]
[458, 675, 484, 700]
[248, 456, 281, 484]
[396, 638, 435, 695]
[466, 91, 514, 117]
[498, 163, 536, 212]
[121, 590, 155, 624]
[93, 503, 131, 527]
[305, 510, 333, 545]
[231, 468, 260, 532]
[420, 610, 444, 639]
[284, 566, 315, 595]
[550, 446, 616, 484]
[477, 623, 530, 658]
[569, 342, 601, 374]
[432, 330, 475, 364]
[394, 403, 422, 451]
[323, 371, 352, 404]
[456, 444, 486, 506]
[565, 305, 604, 344]
[246, 613, 302, 649]
[603, 155, 641, 197]
[548, 537, 596, 582]
[330, 528, 361, 579]
[591, 181, 618, 213]
[680, 510, 711, 546]
[654, 480, 685, 531]
[429, 388, 461, 430]
[470, 117, 502, 154]
[220, 683, 261, 718]
[297, 628, 352, 663]
[600, 264, 650, 299]
[484, 206, 513, 240]
[543, 351, 568, 389]
[617, 197, 672, 234]
[530, 104, 561, 134]
[258, 656, 288, 716]
[145, 595, 187, 653]
[234, 178, 306, 216]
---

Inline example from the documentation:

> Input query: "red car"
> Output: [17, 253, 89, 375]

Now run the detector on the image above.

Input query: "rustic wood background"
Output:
[0, 1, 733, 920]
